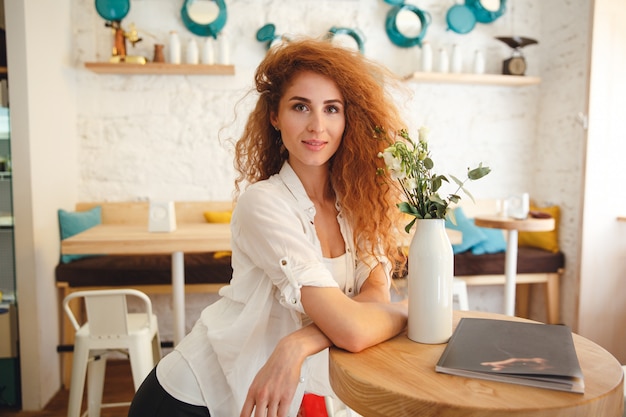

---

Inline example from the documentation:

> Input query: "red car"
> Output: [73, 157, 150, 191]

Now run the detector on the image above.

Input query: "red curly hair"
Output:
[234, 37, 406, 269]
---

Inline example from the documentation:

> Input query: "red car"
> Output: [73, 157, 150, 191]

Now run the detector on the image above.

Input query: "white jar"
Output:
[201, 38, 215, 65]
[438, 48, 449, 73]
[451, 44, 462, 73]
[186, 38, 199, 64]
[473, 50, 486, 74]
[420, 42, 433, 72]
[218, 32, 230, 65]
[168, 31, 181, 64]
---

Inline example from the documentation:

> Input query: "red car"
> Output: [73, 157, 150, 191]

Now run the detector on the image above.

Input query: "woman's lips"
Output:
[302, 139, 327, 150]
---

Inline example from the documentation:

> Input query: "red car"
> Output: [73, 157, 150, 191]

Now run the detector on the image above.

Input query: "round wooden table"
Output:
[473, 215, 555, 316]
[329, 311, 624, 417]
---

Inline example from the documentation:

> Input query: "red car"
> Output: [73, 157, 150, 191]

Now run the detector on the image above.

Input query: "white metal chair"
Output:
[63, 289, 162, 417]
[452, 278, 470, 311]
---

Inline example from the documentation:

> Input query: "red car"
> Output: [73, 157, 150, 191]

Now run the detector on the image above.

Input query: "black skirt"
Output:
[128, 367, 211, 417]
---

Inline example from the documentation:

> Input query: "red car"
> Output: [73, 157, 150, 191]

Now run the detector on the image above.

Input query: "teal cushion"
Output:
[58, 206, 102, 264]
[471, 226, 507, 255]
[445, 207, 487, 254]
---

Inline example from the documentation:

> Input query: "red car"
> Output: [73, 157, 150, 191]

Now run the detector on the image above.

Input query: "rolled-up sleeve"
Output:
[231, 183, 339, 314]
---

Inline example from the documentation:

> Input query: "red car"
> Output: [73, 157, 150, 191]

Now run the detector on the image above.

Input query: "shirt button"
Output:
[348, 288, 353, 293]
[291, 298, 297, 304]
[299, 376, 305, 383]
[346, 248, 351, 253]
[281, 259, 288, 266]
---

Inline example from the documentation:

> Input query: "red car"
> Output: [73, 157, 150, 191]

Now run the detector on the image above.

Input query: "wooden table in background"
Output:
[329, 310, 624, 417]
[473, 215, 555, 316]
[61, 223, 231, 345]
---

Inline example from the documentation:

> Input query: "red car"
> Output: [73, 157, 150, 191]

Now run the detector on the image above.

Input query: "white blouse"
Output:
[157, 162, 391, 416]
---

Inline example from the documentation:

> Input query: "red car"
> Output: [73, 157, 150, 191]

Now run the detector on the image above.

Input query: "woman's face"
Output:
[271, 71, 346, 173]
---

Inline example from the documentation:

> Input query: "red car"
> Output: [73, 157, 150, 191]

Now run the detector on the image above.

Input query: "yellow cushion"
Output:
[203, 210, 232, 224]
[518, 205, 560, 253]
[204, 211, 233, 258]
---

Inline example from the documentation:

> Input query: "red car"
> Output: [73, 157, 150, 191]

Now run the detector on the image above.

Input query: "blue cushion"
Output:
[445, 207, 487, 254]
[471, 226, 507, 255]
[58, 206, 102, 264]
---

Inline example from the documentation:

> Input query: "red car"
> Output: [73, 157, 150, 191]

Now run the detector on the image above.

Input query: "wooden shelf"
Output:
[84, 62, 235, 75]
[403, 71, 541, 86]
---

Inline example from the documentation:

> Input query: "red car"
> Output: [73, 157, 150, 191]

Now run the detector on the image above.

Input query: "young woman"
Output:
[129, 37, 409, 417]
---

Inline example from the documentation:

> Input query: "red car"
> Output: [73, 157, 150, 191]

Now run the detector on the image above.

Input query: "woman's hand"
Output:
[240, 325, 332, 417]
[240, 339, 302, 417]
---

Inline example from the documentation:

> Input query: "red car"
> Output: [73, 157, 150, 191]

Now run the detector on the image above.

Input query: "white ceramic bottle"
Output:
[201, 38, 215, 65]
[451, 44, 462, 73]
[168, 31, 181, 64]
[218, 32, 230, 65]
[407, 219, 454, 344]
[438, 48, 449, 73]
[186, 38, 199, 64]
[421, 42, 433, 72]
[473, 49, 486, 74]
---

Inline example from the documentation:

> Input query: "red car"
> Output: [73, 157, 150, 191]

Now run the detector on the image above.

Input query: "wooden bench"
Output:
[56, 201, 234, 388]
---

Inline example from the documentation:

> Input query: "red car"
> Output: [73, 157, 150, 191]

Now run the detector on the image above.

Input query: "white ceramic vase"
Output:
[407, 218, 454, 344]
[168, 31, 181, 64]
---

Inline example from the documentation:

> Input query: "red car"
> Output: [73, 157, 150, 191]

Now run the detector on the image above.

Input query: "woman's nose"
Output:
[307, 110, 325, 133]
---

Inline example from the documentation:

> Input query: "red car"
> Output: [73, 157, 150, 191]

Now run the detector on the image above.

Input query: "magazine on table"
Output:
[436, 318, 584, 393]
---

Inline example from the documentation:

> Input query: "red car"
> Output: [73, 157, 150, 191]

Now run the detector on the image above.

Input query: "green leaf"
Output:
[447, 209, 457, 225]
[448, 194, 461, 204]
[404, 217, 417, 233]
[432, 176, 442, 192]
[468, 165, 491, 180]
[397, 202, 417, 216]
[461, 187, 476, 203]
[449, 174, 463, 188]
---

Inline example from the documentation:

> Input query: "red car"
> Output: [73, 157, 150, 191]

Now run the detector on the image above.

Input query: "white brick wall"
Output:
[72, 0, 589, 333]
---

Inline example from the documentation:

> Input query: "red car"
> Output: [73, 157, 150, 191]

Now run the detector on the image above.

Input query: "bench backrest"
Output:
[456, 199, 501, 218]
[75, 201, 234, 225]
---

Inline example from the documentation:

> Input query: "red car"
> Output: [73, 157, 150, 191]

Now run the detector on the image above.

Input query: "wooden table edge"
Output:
[474, 215, 555, 232]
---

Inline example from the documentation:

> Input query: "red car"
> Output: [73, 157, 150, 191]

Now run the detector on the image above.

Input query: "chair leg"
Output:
[545, 274, 560, 324]
[325, 396, 335, 417]
[452, 278, 469, 311]
[128, 338, 156, 390]
[87, 354, 107, 417]
[67, 340, 90, 417]
[515, 284, 530, 319]
[151, 334, 162, 367]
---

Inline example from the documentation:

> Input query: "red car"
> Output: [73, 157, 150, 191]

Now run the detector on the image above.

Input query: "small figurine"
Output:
[107, 21, 145, 64]
[95, 0, 146, 64]
[495, 36, 538, 76]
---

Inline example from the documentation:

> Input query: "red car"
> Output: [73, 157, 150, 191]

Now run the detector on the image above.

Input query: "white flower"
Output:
[405, 177, 417, 192]
[379, 149, 405, 180]
[418, 126, 430, 142]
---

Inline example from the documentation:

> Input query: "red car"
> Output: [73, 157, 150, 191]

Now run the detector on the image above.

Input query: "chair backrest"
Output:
[63, 289, 153, 337]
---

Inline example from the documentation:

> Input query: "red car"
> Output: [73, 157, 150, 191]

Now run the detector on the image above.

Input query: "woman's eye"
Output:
[326, 105, 341, 114]
[294, 103, 308, 112]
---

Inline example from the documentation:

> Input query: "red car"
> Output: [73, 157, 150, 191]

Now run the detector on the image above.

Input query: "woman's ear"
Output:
[270, 112, 278, 130]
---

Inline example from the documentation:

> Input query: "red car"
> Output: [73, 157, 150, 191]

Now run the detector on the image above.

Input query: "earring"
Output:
[273, 125, 280, 131]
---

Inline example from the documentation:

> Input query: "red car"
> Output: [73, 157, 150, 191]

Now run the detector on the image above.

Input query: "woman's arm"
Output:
[240, 263, 406, 417]
[301, 285, 407, 353]
[240, 323, 331, 417]
[352, 263, 391, 303]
